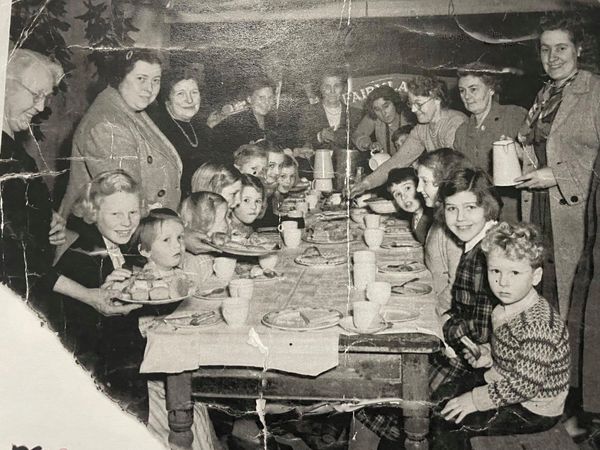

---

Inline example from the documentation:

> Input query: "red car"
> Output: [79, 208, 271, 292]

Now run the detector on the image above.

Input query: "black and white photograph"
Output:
[2, 0, 600, 449]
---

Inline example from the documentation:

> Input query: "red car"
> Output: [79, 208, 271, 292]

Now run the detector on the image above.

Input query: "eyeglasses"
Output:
[11, 78, 51, 104]
[407, 98, 434, 111]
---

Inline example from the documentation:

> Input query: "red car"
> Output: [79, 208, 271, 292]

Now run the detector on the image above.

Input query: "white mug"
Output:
[306, 194, 319, 210]
[329, 193, 343, 206]
[366, 281, 391, 306]
[369, 152, 391, 171]
[278, 221, 298, 232]
[353, 301, 380, 331]
[228, 279, 254, 301]
[312, 178, 333, 192]
[364, 214, 381, 229]
[213, 257, 237, 281]
[364, 227, 384, 249]
[221, 297, 249, 328]
[283, 228, 302, 248]
[259, 253, 278, 271]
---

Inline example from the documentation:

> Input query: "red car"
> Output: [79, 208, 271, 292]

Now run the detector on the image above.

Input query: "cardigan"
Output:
[297, 102, 361, 150]
[60, 86, 183, 217]
[0, 131, 59, 300]
[424, 224, 463, 315]
[454, 102, 527, 173]
[361, 109, 467, 189]
[472, 294, 569, 417]
[520, 70, 600, 317]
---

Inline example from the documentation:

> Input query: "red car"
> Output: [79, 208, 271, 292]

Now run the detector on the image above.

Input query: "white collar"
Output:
[501, 288, 540, 319]
[464, 220, 497, 253]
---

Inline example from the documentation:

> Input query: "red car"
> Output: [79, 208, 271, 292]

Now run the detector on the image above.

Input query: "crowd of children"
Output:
[351, 147, 571, 450]
[52, 132, 574, 449]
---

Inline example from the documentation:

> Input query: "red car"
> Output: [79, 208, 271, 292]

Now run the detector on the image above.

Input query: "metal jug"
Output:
[333, 148, 365, 191]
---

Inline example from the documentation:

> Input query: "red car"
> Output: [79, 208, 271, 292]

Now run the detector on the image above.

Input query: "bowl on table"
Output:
[366, 199, 397, 215]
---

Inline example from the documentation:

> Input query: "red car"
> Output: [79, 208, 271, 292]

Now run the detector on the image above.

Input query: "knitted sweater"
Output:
[472, 293, 570, 417]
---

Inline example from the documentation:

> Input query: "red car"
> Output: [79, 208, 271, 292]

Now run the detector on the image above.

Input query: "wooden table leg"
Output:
[402, 354, 431, 450]
[166, 372, 194, 450]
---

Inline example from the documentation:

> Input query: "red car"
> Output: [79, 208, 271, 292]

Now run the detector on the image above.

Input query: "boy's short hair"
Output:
[415, 147, 471, 187]
[233, 144, 267, 167]
[435, 168, 503, 224]
[481, 222, 546, 268]
[387, 167, 418, 192]
[73, 169, 141, 224]
[391, 125, 414, 143]
[179, 191, 228, 234]
[135, 208, 183, 253]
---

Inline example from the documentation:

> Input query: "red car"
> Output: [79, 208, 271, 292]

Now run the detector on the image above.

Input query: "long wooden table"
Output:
[158, 229, 442, 450]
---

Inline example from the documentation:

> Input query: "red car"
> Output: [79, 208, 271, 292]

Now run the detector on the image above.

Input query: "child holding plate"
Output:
[54, 169, 147, 417]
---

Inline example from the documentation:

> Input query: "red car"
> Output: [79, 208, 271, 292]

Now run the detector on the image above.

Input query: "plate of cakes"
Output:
[108, 269, 194, 305]
[295, 246, 347, 267]
[304, 220, 361, 244]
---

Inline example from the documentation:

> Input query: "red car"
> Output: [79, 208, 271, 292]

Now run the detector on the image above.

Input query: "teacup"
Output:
[364, 214, 381, 229]
[353, 250, 376, 264]
[364, 227, 384, 249]
[259, 253, 278, 271]
[221, 297, 249, 328]
[329, 193, 343, 206]
[306, 194, 319, 210]
[283, 228, 302, 248]
[366, 281, 391, 306]
[353, 301, 380, 331]
[278, 221, 298, 232]
[228, 278, 254, 301]
[213, 257, 237, 281]
[369, 152, 391, 170]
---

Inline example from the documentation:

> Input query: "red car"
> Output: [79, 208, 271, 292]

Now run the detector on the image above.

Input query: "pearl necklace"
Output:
[166, 103, 198, 148]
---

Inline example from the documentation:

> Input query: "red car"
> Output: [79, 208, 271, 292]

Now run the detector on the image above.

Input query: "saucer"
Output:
[338, 316, 390, 334]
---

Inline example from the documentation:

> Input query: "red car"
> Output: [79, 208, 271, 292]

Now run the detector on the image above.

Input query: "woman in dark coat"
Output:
[147, 66, 212, 197]
[211, 76, 284, 166]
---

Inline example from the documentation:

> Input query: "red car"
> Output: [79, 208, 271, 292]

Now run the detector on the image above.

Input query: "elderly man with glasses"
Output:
[1, 47, 140, 318]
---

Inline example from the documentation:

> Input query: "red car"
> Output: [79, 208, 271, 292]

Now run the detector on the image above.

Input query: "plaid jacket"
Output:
[357, 242, 497, 440]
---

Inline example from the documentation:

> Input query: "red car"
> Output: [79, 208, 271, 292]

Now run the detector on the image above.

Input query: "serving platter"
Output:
[117, 293, 189, 305]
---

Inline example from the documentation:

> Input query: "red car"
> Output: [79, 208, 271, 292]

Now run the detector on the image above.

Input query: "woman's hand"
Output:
[369, 142, 384, 154]
[102, 268, 132, 287]
[441, 392, 477, 424]
[184, 228, 217, 255]
[48, 211, 66, 246]
[515, 167, 557, 189]
[349, 180, 370, 198]
[319, 127, 336, 144]
[87, 288, 142, 316]
[463, 344, 492, 368]
[292, 147, 315, 159]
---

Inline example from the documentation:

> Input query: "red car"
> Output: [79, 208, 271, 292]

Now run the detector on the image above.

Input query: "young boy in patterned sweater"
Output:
[438, 222, 570, 448]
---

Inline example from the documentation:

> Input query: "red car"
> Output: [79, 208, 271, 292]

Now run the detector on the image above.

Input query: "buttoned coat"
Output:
[520, 70, 600, 317]
[60, 87, 182, 217]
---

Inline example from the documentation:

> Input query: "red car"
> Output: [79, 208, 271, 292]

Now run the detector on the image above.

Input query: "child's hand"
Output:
[462, 343, 492, 368]
[441, 392, 477, 424]
[102, 268, 132, 287]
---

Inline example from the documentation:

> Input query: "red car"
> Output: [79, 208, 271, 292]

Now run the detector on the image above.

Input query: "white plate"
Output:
[116, 293, 189, 305]
[262, 307, 343, 331]
[390, 282, 432, 297]
[162, 311, 223, 328]
[338, 316, 391, 334]
[381, 308, 420, 323]
[377, 262, 426, 275]
[193, 285, 229, 301]
[295, 254, 347, 267]
[381, 241, 422, 250]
